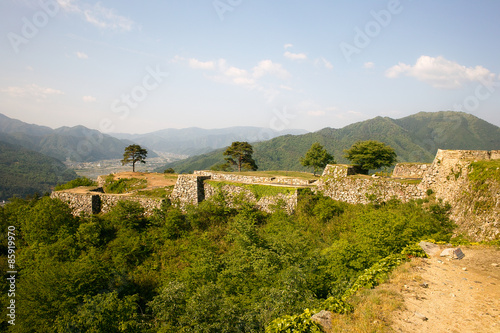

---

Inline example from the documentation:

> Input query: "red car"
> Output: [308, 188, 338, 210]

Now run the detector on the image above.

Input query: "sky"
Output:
[1, 0, 499, 134]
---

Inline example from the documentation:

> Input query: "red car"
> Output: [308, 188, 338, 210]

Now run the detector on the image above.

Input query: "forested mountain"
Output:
[157, 111, 500, 173]
[111, 126, 308, 156]
[0, 113, 153, 162]
[0, 140, 77, 200]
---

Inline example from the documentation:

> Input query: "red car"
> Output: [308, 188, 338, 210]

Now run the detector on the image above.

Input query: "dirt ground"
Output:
[391, 246, 500, 333]
[104, 172, 178, 188]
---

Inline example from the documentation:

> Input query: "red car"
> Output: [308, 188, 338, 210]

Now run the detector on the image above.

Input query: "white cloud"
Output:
[364, 61, 374, 69]
[76, 51, 88, 59]
[386, 55, 496, 89]
[315, 57, 333, 70]
[26, 66, 34, 71]
[82, 95, 96, 102]
[279, 85, 293, 91]
[1, 84, 64, 99]
[284, 51, 307, 60]
[307, 110, 326, 116]
[57, 0, 135, 32]
[188, 58, 215, 70]
[252, 60, 290, 79]
[284, 43, 293, 49]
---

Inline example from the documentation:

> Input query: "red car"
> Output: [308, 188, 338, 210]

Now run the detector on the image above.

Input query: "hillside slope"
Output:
[111, 126, 308, 156]
[0, 140, 77, 200]
[157, 111, 500, 173]
[0, 114, 155, 162]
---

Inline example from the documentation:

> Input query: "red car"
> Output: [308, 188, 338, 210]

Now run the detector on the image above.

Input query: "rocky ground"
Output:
[391, 246, 500, 333]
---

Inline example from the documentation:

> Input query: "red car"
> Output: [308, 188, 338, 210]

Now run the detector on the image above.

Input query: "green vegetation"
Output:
[122, 144, 148, 172]
[468, 159, 500, 191]
[211, 170, 317, 180]
[0, 190, 456, 332]
[223, 141, 258, 171]
[0, 141, 77, 200]
[136, 187, 173, 198]
[103, 175, 147, 194]
[466, 160, 500, 214]
[206, 180, 297, 200]
[158, 111, 500, 173]
[300, 142, 335, 175]
[54, 177, 97, 191]
[344, 140, 397, 174]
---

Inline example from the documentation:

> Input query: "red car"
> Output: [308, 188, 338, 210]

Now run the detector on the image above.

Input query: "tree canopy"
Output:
[223, 141, 258, 172]
[121, 145, 148, 172]
[300, 142, 335, 175]
[343, 140, 397, 174]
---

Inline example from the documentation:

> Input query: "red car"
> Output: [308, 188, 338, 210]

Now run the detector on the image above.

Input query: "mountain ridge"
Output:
[155, 111, 500, 173]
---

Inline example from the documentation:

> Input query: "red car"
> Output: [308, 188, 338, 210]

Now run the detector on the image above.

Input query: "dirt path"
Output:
[391, 246, 500, 333]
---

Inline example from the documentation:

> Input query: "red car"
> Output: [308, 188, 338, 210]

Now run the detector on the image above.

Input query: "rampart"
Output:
[392, 163, 430, 179]
[193, 170, 316, 186]
[51, 190, 164, 216]
[316, 168, 425, 204]
[204, 181, 299, 214]
[52, 149, 500, 241]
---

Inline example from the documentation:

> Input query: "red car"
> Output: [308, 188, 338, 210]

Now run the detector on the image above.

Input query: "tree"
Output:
[121, 144, 147, 172]
[300, 142, 335, 176]
[343, 140, 397, 174]
[223, 141, 258, 172]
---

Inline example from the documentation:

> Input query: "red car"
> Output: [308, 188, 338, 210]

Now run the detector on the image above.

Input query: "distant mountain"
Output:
[0, 140, 77, 200]
[111, 126, 308, 156]
[156, 111, 500, 173]
[0, 114, 157, 162]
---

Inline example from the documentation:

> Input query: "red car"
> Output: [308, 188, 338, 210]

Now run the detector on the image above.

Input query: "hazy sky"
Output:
[1, 0, 499, 134]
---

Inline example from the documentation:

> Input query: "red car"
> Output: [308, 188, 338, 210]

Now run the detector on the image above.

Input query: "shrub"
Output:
[54, 177, 97, 191]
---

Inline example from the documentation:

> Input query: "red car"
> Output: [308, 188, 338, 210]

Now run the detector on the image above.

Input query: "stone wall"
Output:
[50, 191, 96, 216]
[51, 190, 164, 216]
[193, 170, 315, 186]
[204, 182, 298, 214]
[418, 149, 500, 240]
[170, 175, 211, 208]
[321, 165, 357, 179]
[392, 163, 430, 179]
[316, 176, 425, 205]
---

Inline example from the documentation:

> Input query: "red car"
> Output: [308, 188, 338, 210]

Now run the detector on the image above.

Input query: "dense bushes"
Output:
[54, 177, 97, 191]
[0, 192, 456, 332]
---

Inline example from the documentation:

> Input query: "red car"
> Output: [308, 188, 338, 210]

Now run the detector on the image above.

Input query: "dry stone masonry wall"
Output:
[51, 190, 164, 216]
[194, 170, 315, 186]
[52, 149, 500, 241]
[203, 182, 298, 214]
[392, 163, 430, 179]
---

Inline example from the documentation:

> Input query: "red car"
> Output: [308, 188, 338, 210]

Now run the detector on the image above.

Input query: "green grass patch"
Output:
[103, 175, 147, 194]
[136, 186, 173, 198]
[468, 159, 500, 191]
[212, 170, 317, 180]
[206, 180, 297, 200]
[54, 177, 97, 191]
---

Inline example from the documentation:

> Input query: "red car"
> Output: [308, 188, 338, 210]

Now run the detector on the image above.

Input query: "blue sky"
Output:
[1, 0, 499, 134]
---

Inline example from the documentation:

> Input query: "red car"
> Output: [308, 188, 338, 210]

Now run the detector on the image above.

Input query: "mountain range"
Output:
[156, 111, 500, 173]
[0, 113, 144, 162]
[110, 127, 308, 156]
